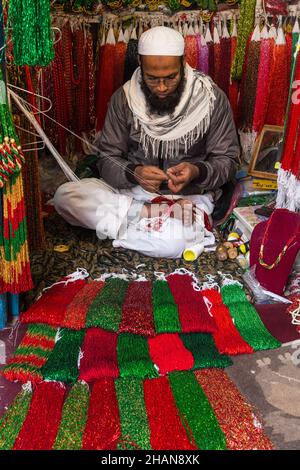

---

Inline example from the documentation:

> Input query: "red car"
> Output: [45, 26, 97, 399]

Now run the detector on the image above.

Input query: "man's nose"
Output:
[157, 80, 168, 92]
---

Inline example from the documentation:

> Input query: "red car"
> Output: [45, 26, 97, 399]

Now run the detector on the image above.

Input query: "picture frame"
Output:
[248, 125, 284, 181]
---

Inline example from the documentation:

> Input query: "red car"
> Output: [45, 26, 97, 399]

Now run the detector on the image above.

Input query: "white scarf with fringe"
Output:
[123, 64, 216, 159]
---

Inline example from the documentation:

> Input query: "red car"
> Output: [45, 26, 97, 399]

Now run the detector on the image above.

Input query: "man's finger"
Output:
[167, 163, 185, 174]
[171, 174, 187, 184]
[142, 181, 162, 192]
[168, 180, 184, 194]
[149, 173, 169, 182]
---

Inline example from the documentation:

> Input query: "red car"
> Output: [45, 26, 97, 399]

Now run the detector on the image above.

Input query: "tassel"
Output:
[221, 285, 281, 350]
[85, 278, 128, 331]
[167, 274, 217, 333]
[253, 32, 274, 132]
[279, 50, 300, 174]
[123, 38, 138, 82]
[143, 376, 197, 450]
[79, 328, 119, 382]
[180, 333, 233, 368]
[115, 378, 151, 450]
[197, 34, 209, 75]
[95, 27, 116, 131]
[286, 32, 293, 87]
[266, 29, 289, 126]
[152, 280, 181, 334]
[219, 36, 231, 96]
[21, 276, 87, 326]
[114, 34, 127, 91]
[82, 379, 121, 450]
[201, 288, 254, 355]
[195, 369, 273, 450]
[119, 281, 155, 336]
[13, 382, 65, 450]
[2, 324, 57, 383]
[41, 329, 85, 384]
[238, 26, 261, 130]
[168, 371, 227, 450]
[231, 0, 256, 80]
[213, 27, 221, 85]
[54, 381, 90, 450]
[185, 33, 198, 69]
[62, 280, 105, 329]
[117, 334, 158, 379]
[148, 334, 194, 375]
[0, 385, 32, 449]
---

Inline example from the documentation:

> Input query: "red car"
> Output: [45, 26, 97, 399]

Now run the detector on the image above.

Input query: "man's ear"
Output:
[182, 56, 186, 67]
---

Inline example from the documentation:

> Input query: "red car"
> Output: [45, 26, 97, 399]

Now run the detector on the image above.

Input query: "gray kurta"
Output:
[96, 80, 240, 196]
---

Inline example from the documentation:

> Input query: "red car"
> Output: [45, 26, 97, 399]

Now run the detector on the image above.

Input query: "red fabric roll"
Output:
[201, 289, 253, 355]
[21, 278, 87, 326]
[13, 382, 65, 450]
[62, 281, 105, 329]
[82, 379, 121, 450]
[119, 281, 155, 336]
[144, 376, 197, 450]
[79, 328, 119, 382]
[167, 274, 217, 333]
[148, 333, 194, 375]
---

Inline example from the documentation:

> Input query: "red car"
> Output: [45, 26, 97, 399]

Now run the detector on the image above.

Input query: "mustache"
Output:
[140, 71, 186, 116]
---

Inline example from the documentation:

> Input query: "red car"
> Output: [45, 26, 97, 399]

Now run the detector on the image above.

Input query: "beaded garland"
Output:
[0, 268, 279, 450]
[0, 371, 273, 450]
[8, 0, 54, 66]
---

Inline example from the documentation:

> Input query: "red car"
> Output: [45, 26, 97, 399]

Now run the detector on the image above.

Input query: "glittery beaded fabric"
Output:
[0, 371, 273, 450]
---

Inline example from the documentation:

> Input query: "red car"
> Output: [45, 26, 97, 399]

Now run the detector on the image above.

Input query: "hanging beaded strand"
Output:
[8, 0, 54, 66]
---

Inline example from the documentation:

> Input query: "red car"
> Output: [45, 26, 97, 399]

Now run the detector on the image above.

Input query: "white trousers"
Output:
[53, 178, 215, 259]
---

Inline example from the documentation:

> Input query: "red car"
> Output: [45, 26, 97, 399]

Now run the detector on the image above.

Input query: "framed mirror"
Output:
[248, 125, 284, 180]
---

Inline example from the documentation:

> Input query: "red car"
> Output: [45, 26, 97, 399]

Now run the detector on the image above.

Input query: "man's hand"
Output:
[166, 162, 199, 194]
[134, 165, 168, 193]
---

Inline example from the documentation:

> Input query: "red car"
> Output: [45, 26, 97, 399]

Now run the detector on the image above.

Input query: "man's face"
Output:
[140, 55, 185, 115]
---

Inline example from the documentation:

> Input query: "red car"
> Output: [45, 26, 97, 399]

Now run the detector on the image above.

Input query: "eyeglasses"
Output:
[144, 75, 180, 87]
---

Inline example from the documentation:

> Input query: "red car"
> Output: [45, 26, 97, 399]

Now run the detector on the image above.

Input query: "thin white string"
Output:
[218, 271, 243, 288]
[9, 87, 174, 199]
[55, 328, 62, 343]
[202, 296, 213, 317]
[78, 349, 84, 369]
[42, 268, 89, 293]
[154, 271, 167, 281]
[200, 274, 220, 291]
[289, 299, 300, 325]
[8, 320, 21, 348]
[22, 381, 33, 393]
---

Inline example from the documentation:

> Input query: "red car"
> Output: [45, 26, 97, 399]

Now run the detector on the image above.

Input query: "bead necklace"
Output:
[259, 211, 300, 270]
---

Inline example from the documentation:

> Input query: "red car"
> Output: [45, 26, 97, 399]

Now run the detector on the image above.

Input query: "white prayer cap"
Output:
[138, 26, 185, 56]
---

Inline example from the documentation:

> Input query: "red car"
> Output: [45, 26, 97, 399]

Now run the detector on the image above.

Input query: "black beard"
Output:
[140, 73, 186, 116]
